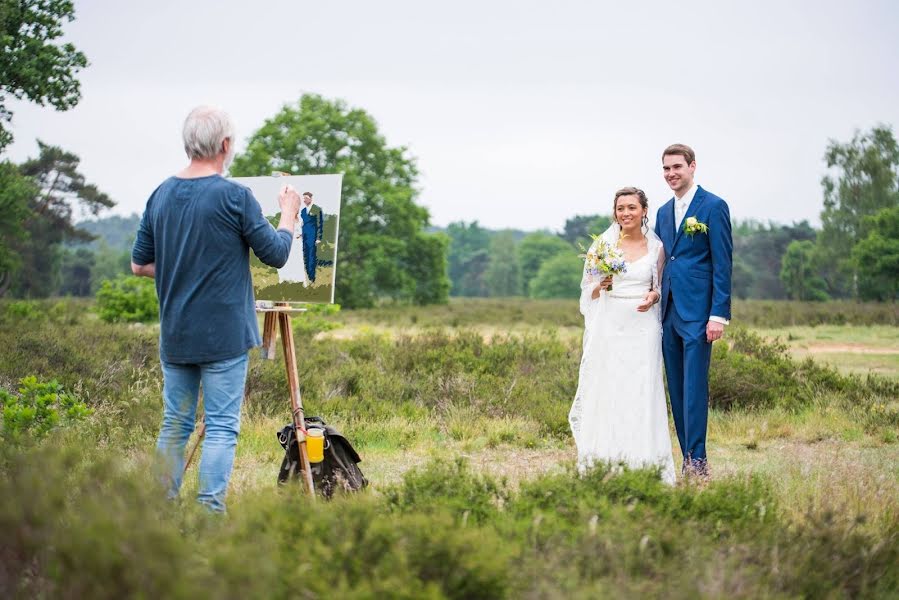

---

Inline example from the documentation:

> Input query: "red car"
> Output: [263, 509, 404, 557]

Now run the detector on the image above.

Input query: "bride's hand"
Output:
[636, 290, 660, 312]
[591, 276, 613, 299]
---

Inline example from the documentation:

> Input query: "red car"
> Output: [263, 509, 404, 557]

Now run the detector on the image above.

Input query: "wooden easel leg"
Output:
[183, 390, 205, 476]
[261, 312, 278, 360]
[278, 311, 316, 497]
[183, 420, 206, 476]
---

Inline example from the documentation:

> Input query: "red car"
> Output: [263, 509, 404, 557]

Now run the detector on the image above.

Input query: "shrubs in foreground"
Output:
[2, 446, 897, 599]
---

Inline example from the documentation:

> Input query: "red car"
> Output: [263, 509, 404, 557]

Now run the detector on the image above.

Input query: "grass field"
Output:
[1, 298, 897, 597]
[755, 324, 899, 380]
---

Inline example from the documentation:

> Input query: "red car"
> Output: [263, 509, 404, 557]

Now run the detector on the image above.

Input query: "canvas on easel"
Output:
[231, 174, 343, 304]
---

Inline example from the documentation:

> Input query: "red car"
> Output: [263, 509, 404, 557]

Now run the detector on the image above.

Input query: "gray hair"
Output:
[182, 106, 235, 160]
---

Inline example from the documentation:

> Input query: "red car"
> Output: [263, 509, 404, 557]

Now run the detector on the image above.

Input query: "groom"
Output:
[655, 144, 733, 478]
[300, 191, 324, 283]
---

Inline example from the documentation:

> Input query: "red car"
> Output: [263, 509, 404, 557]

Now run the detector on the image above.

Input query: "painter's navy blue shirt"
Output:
[132, 175, 292, 364]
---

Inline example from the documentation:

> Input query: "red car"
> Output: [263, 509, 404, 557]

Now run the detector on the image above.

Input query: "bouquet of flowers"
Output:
[580, 235, 627, 291]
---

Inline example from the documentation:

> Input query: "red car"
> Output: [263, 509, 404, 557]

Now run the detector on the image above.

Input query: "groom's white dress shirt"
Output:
[674, 183, 729, 326]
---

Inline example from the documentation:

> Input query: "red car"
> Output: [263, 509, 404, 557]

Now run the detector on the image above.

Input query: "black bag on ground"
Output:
[276, 416, 368, 497]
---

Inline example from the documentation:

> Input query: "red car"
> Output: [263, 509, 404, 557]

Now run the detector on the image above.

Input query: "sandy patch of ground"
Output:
[802, 343, 898, 355]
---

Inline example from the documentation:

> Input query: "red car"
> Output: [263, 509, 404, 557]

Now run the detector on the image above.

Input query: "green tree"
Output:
[231, 94, 448, 308]
[58, 246, 94, 296]
[9, 141, 114, 297]
[404, 231, 451, 305]
[0, 0, 88, 150]
[560, 214, 612, 247]
[731, 220, 817, 299]
[518, 232, 573, 285]
[780, 240, 830, 301]
[528, 252, 583, 299]
[817, 125, 899, 296]
[445, 221, 491, 297]
[484, 232, 521, 297]
[0, 160, 35, 296]
[89, 240, 132, 293]
[852, 206, 899, 301]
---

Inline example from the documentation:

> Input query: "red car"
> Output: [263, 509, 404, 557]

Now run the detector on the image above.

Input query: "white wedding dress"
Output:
[569, 226, 676, 485]
[278, 223, 307, 284]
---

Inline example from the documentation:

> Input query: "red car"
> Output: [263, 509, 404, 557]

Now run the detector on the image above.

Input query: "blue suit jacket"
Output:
[300, 204, 324, 242]
[654, 186, 733, 323]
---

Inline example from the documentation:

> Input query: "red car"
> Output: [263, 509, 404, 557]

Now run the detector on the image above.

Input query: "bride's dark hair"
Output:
[613, 187, 649, 230]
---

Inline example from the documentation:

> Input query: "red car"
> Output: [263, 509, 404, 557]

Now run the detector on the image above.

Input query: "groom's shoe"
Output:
[683, 457, 710, 482]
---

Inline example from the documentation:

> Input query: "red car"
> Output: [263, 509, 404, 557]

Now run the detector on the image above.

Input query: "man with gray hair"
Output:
[132, 105, 301, 512]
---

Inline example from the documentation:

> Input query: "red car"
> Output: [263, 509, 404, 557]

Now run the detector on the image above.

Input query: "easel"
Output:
[183, 303, 315, 497]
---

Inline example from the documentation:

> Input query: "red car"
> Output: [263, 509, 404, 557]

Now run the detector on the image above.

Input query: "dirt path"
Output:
[801, 343, 898, 355]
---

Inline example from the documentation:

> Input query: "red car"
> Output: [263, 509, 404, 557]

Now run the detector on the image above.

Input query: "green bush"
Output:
[3, 300, 45, 321]
[292, 302, 342, 339]
[0, 376, 91, 442]
[710, 329, 808, 410]
[709, 327, 899, 412]
[96, 275, 159, 323]
[384, 457, 510, 523]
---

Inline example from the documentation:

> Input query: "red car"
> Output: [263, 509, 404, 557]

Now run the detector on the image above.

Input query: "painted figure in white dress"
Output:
[278, 213, 307, 285]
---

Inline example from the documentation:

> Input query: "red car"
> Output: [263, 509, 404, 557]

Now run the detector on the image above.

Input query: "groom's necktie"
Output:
[675, 200, 686, 233]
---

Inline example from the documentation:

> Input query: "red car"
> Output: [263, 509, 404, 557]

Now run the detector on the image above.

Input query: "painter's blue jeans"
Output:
[156, 352, 248, 513]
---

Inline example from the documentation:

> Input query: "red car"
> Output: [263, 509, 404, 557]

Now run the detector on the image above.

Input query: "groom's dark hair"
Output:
[662, 143, 695, 165]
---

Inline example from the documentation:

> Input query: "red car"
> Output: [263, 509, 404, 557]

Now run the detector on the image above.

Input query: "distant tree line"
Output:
[441, 125, 898, 302]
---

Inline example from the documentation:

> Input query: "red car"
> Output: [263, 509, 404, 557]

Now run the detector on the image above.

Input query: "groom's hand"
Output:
[706, 321, 725, 343]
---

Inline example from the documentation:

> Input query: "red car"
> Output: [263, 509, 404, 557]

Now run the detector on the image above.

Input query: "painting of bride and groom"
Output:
[571, 142, 732, 484]
[237, 174, 342, 304]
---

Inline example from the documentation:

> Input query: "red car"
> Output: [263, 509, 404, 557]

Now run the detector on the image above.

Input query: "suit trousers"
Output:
[662, 297, 712, 463]
[302, 233, 317, 282]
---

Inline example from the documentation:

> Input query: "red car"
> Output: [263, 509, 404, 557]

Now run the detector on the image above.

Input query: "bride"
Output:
[278, 217, 307, 285]
[569, 186, 676, 485]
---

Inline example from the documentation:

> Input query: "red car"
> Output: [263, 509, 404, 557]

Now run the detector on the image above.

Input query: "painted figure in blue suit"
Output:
[300, 191, 324, 283]
[654, 144, 733, 478]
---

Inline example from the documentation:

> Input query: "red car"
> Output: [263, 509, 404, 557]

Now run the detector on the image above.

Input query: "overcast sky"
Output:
[5, 0, 899, 231]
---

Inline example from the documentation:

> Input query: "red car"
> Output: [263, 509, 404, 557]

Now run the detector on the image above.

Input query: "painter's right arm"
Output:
[240, 188, 296, 269]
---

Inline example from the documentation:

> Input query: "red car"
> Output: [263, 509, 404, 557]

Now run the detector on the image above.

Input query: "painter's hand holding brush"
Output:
[277, 184, 301, 232]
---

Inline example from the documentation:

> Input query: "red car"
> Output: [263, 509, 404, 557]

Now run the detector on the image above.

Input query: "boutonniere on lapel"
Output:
[683, 216, 709, 238]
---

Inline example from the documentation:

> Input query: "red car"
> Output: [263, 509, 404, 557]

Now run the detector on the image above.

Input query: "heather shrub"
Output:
[96, 274, 158, 323]
[710, 327, 899, 412]
[0, 376, 91, 442]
